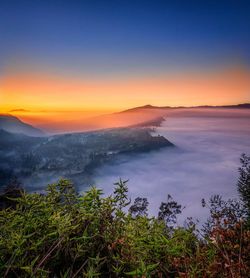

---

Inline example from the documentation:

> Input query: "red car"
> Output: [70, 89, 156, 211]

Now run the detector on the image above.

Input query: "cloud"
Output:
[9, 108, 30, 113]
[92, 110, 250, 224]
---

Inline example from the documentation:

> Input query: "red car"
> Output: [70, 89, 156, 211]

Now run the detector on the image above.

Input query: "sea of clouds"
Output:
[93, 109, 250, 224]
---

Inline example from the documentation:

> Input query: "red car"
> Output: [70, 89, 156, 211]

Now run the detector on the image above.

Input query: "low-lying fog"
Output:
[92, 110, 250, 223]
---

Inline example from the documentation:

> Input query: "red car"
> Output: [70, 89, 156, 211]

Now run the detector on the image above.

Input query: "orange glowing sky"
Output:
[0, 65, 250, 130]
[1, 66, 249, 111]
[1, 0, 250, 133]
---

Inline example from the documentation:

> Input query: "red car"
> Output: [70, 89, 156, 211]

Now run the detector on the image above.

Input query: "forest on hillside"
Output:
[0, 126, 171, 191]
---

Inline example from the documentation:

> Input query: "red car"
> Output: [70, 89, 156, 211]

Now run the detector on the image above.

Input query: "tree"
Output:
[129, 197, 149, 217]
[201, 195, 246, 234]
[237, 153, 250, 221]
[158, 194, 182, 227]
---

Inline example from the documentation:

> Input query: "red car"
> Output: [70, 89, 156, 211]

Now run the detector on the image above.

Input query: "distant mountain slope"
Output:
[5, 104, 249, 135]
[0, 129, 43, 151]
[120, 103, 250, 113]
[0, 126, 173, 190]
[0, 114, 45, 137]
[119, 104, 172, 113]
[220, 103, 250, 109]
[75, 103, 250, 132]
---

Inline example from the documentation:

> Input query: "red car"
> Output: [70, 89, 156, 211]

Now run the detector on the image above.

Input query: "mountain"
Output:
[221, 103, 250, 109]
[120, 103, 250, 112]
[4, 103, 249, 135]
[119, 104, 172, 113]
[0, 114, 45, 137]
[0, 126, 173, 190]
[78, 103, 250, 132]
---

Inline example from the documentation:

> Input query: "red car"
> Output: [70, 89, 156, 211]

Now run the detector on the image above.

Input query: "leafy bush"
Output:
[0, 178, 249, 278]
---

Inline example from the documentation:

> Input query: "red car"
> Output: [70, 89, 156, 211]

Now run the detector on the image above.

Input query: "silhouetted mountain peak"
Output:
[120, 104, 160, 113]
[0, 114, 45, 137]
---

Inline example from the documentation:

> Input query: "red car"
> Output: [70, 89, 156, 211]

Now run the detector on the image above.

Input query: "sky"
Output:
[0, 0, 250, 127]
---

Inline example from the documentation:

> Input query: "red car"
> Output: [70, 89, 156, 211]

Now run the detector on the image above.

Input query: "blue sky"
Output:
[0, 0, 249, 78]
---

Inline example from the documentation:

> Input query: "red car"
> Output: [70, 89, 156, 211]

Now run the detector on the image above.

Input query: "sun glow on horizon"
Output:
[1, 65, 249, 131]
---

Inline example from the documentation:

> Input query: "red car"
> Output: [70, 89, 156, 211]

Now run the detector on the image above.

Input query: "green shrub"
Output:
[0, 178, 249, 277]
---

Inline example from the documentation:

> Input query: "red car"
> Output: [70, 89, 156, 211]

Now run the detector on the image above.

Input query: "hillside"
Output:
[57, 103, 250, 133]
[120, 103, 250, 112]
[0, 126, 173, 190]
[0, 114, 45, 137]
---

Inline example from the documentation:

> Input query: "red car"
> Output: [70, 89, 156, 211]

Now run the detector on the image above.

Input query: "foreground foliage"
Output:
[0, 154, 250, 277]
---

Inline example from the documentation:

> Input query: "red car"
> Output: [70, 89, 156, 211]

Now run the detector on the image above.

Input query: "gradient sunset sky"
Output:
[0, 0, 250, 124]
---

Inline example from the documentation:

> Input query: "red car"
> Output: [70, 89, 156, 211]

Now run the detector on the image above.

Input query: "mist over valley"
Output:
[1, 106, 250, 222]
[92, 108, 250, 222]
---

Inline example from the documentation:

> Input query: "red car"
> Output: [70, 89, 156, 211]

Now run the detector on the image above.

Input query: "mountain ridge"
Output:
[0, 114, 45, 137]
[119, 103, 250, 113]
[3, 103, 250, 135]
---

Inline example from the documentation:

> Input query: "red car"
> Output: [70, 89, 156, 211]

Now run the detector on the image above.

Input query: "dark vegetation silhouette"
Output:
[0, 177, 23, 210]
[0, 155, 249, 277]
[237, 154, 250, 224]
[129, 197, 149, 218]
